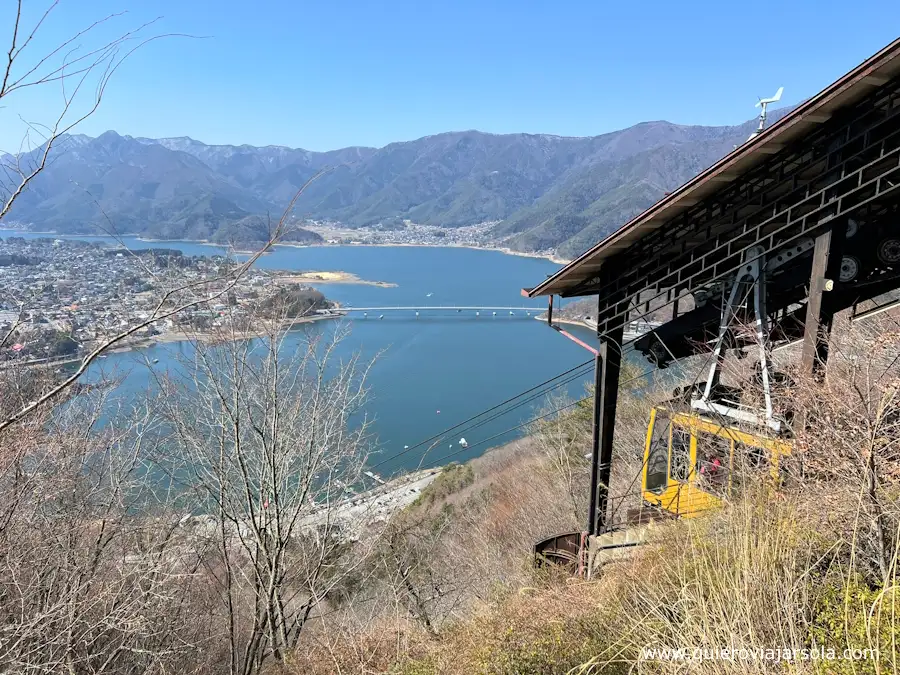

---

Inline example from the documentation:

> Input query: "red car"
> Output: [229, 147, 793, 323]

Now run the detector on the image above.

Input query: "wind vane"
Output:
[747, 86, 784, 141]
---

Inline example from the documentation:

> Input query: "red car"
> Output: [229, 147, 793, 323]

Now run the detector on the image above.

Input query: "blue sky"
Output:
[1, 0, 897, 152]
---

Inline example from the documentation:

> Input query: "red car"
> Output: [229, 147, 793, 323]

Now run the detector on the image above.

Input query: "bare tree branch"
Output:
[0, 171, 325, 433]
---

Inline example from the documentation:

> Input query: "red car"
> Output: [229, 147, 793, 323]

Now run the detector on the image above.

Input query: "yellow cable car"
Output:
[641, 407, 792, 518]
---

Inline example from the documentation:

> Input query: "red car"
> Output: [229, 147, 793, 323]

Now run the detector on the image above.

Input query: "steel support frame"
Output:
[692, 245, 780, 431]
[567, 76, 900, 340]
[587, 327, 624, 536]
[587, 289, 626, 536]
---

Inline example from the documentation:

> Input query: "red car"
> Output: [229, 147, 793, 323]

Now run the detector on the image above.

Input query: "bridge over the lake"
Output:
[314, 306, 659, 339]
[316, 306, 542, 315]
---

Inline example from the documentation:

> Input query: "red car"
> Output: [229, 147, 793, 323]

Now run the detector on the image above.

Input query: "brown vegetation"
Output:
[282, 308, 900, 675]
[0, 21, 898, 664]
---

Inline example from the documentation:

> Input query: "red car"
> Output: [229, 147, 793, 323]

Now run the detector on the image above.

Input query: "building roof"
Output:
[524, 37, 900, 299]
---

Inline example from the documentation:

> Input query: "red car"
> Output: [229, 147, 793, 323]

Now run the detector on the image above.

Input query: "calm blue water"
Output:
[6, 232, 600, 475]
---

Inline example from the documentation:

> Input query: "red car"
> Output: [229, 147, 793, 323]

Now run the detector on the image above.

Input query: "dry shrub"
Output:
[280, 616, 426, 675]
[0, 390, 215, 673]
[392, 580, 626, 675]
[593, 489, 824, 674]
[304, 487, 900, 674]
[786, 312, 900, 584]
[446, 437, 584, 595]
[580, 483, 900, 675]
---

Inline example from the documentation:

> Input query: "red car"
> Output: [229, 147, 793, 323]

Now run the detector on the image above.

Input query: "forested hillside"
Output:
[3, 113, 783, 256]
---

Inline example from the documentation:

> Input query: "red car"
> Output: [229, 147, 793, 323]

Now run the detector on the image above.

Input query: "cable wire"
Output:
[367, 358, 596, 471]
[420, 363, 661, 468]
[371, 339, 644, 473]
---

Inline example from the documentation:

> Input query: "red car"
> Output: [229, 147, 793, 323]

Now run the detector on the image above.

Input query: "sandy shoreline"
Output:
[275, 271, 397, 287]
[36, 232, 569, 266]
[20, 314, 340, 369]
[277, 240, 570, 265]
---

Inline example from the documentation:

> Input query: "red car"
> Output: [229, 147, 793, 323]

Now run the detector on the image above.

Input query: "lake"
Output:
[6, 232, 602, 475]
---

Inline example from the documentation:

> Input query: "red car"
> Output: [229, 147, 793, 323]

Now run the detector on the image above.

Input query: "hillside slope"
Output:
[3, 114, 780, 255]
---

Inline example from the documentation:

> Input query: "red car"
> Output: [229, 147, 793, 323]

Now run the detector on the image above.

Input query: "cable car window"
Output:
[670, 426, 691, 482]
[697, 432, 730, 495]
[645, 414, 670, 494]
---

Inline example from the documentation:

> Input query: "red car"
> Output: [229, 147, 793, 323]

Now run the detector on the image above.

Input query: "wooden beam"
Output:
[799, 222, 848, 374]
[863, 75, 890, 86]
[800, 230, 831, 374]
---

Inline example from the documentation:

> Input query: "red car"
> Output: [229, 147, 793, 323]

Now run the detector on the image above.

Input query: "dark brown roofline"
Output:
[525, 37, 900, 298]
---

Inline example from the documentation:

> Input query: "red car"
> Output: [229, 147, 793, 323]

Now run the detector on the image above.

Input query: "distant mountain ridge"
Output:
[3, 112, 785, 256]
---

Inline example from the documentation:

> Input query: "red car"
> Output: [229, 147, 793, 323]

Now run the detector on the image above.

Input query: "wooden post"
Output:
[801, 226, 843, 374]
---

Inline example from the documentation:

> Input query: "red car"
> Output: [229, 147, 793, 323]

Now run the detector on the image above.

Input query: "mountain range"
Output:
[1, 113, 783, 257]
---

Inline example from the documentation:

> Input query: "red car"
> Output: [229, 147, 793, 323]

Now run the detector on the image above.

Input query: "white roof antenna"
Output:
[747, 87, 784, 141]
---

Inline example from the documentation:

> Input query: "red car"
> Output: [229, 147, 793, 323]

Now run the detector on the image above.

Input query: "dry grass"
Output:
[300, 341, 900, 673]
[392, 580, 626, 675]
[591, 489, 829, 674]
[319, 487, 900, 675]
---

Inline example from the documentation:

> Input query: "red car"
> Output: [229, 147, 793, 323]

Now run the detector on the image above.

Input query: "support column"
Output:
[801, 226, 844, 374]
[587, 324, 624, 535]
[587, 353, 602, 536]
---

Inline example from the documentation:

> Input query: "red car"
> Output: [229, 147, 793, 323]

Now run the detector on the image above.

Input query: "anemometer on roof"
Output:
[748, 86, 784, 141]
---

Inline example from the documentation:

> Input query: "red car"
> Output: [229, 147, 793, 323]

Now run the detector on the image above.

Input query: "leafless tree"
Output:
[0, 7, 381, 669]
[785, 312, 900, 584]
[372, 491, 471, 636]
[0, 382, 214, 673]
[154, 316, 377, 674]
[530, 392, 591, 522]
[0, 1, 178, 221]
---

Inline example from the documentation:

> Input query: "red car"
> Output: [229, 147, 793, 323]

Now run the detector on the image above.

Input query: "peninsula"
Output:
[275, 271, 397, 287]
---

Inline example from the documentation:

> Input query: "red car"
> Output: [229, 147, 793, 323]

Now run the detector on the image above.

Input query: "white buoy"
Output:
[459, 437, 468, 448]
[363, 312, 367, 318]
[415, 311, 419, 318]
[476, 311, 479, 317]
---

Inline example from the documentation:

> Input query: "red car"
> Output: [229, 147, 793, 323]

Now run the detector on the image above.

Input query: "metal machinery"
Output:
[635, 214, 899, 517]
[527, 39, 900, 568]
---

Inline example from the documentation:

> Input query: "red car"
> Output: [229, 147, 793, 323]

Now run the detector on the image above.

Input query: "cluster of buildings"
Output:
[308, 220, 500, 248]
[0, 237, 312, 364]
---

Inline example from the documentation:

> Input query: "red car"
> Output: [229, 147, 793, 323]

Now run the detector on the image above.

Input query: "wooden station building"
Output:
[523, 38, 900, 549]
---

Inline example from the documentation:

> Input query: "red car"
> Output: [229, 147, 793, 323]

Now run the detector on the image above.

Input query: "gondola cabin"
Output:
[641, 407, 792, 518]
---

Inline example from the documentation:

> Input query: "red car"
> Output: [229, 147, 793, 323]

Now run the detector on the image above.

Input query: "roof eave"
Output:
[523, 37, 900, 299]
